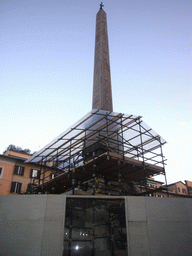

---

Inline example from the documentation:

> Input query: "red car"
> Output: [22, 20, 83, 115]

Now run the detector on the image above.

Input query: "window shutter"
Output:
[0, 167, 3, 178]
[27, 183, 31, 191]
[30, 169, 33, 178]
[37, 170, 41, 179]
[17, 183, 22, 194]
[21, 166, 25, 176]
[14, 165, 18, 175]
[10, 182, 16, 193]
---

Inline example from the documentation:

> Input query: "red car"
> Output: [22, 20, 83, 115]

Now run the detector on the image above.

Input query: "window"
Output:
[30, 169, 40, 179]
[50, 173, 56, 180]
[14, 165, 25, 176]
[10, 181, 22, 194]
[178, 187, 180, 192]
[182, 188, 186, 194]
[0, 167, 3, 179]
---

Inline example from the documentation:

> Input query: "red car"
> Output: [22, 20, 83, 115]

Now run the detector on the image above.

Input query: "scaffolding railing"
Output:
[25, 110, 167, 195]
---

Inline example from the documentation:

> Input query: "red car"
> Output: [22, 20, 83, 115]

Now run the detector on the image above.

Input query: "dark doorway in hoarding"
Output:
[63, 197, 127, 256]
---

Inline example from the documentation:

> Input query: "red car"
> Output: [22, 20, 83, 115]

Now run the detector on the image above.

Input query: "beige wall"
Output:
[4, 149, 32, 159]
[0, 195, 191, 256]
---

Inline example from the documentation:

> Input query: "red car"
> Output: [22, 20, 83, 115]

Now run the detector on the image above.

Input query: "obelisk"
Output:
[92, 3, 113, 112]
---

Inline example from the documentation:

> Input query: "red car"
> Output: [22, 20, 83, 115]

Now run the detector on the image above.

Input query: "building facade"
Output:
[0, 145, 56, 195]
[139, 178, 192, 198]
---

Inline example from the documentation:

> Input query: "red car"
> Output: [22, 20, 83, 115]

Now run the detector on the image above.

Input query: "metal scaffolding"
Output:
[26, 109, 167, 195]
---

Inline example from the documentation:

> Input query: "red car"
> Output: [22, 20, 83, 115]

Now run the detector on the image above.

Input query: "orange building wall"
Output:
[12, 165, 32, 194]
[0, 156, 54, 195]
[0, 162, 15, 195]
[13, 166, 53, 193]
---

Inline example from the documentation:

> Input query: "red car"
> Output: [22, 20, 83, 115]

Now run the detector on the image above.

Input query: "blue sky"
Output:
[1, 0, 191, 183]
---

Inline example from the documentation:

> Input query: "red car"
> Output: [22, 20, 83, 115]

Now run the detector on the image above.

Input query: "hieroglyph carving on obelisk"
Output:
[92, 3, 113, 112]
